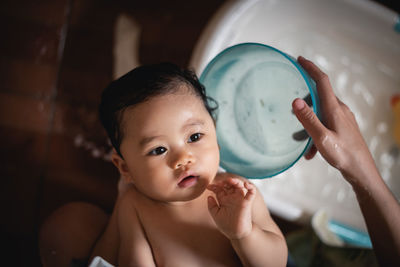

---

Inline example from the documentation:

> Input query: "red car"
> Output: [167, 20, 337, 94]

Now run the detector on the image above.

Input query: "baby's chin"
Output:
[145, 175, 216, 204]
[164, 182, 210, 204]
[174, 186, 208, 202]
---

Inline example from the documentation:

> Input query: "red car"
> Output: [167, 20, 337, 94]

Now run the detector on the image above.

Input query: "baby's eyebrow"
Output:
[182, 119, 205, 129]
[139, 135, 163, 147]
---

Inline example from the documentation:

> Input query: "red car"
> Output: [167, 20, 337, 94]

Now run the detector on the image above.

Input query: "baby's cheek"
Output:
[206, 145, 220, 173]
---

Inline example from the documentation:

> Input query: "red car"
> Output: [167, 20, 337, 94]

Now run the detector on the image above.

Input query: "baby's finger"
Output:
[207, 184, 225, 196]
[228, 178, 244, 188]
[244, 182, 256, 201]
[207, 196, 220, 217]
[227, 177, 239, 185]
[220, 181, 238, 195]
[207, 183, 217, 191]
[227, 178, 247, 196]
[208, 180, 226, 189]
[223, 182, 232, 190]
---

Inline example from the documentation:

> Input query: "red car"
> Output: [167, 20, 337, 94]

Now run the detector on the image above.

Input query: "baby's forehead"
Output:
[120, 88, 208, 133]
[132, 85, 202, 109]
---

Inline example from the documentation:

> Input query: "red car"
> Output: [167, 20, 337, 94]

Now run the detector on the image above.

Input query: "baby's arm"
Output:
[207, 176, 288, 267]
[293, 56, 400, 266]
[117, 189, 156, 266]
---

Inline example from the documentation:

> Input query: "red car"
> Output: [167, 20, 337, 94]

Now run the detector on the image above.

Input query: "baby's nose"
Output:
[172, 148, 195, 169]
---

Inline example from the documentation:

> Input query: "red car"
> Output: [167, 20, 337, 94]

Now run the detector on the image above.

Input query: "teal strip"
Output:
[395, 15, 400, 33]
[328, 220, 372, 249]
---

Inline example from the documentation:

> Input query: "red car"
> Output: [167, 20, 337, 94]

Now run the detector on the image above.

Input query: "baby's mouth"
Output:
[178, 175, 199, 188]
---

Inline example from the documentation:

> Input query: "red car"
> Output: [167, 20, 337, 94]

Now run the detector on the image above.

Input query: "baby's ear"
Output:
[111, 149, 133, 183]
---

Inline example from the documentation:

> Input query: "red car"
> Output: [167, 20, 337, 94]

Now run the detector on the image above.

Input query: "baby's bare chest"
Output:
[138, 206, 241, 267]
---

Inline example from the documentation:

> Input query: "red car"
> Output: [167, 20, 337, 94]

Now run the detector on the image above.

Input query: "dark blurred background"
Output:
[0, 0, 398, 266]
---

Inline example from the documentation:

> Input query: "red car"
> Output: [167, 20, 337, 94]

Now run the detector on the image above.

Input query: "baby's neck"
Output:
[144, 189, 211, 212]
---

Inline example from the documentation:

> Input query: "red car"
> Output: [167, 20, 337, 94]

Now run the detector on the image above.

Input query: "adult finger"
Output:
[297, 56, 339, 112]
[304, 144, 318, 160]
[293, 98, 328, 142]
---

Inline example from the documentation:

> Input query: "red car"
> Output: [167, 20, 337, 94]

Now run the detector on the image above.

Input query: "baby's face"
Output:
[118, 86, 220, 203]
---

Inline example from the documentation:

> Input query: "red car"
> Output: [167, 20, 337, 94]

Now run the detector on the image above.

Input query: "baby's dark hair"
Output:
[99, 62, 217, 157]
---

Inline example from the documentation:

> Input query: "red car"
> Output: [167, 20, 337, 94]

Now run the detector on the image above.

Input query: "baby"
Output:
[91, 63, 288, 266]
[39, 57, 400, 267]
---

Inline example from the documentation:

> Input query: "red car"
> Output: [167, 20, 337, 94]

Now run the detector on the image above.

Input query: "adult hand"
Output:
[293, 56, 400, 267]
[292, 56, 377, 185]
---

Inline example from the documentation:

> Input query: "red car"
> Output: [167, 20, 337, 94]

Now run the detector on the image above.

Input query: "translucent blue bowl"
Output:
[200, 43, 320, 178]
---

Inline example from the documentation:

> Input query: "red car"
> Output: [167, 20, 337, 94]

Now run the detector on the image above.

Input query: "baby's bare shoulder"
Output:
[118, 185, 142, 211]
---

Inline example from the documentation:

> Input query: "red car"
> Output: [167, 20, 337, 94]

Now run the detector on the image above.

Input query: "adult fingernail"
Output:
[298, 56, 307, 61]
[293, 98, 305, 110]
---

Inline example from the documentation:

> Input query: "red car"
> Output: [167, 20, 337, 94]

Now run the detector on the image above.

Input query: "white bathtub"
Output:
[190, 0, 400, 234]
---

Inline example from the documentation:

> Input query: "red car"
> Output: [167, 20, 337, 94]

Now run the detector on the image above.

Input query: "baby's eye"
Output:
[188, 133, 203, 143]
[148, 146, 167, 156]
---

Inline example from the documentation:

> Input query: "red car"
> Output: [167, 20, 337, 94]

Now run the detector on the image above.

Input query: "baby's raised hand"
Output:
[207, 178, 256, 240]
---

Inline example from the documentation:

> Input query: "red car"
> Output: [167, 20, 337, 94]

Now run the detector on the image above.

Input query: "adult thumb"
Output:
[292, 98, 326, 141]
